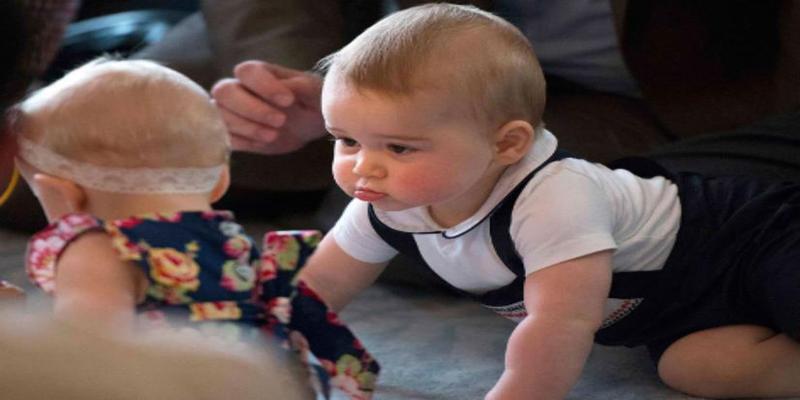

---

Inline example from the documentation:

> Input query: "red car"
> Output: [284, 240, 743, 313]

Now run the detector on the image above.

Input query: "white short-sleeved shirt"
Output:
[332, 129, 681, 320]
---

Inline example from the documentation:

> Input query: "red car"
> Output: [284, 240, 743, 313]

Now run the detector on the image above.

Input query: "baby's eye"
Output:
[343, 138, 359, 147]
[335, 137, 358, 147]
[387, 144, 415, 154]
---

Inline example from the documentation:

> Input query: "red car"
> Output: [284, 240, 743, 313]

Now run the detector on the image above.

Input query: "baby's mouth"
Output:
[354, 187, 386, 202]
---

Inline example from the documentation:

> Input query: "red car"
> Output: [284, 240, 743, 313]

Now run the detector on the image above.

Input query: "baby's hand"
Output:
[0, 280, 25, 302]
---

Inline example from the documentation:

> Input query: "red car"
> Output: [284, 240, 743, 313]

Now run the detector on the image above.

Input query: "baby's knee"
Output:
[657, 354, 745, 398]
[656, 327, 776, 398]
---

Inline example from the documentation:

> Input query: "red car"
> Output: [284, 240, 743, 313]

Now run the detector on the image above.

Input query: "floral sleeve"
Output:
[259, 230, 380, 400]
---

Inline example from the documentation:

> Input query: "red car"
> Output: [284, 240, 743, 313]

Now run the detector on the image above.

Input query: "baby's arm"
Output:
[486, 250, 613, 400]
[298, 234, 388, 312]
[54, 232, 146, 330]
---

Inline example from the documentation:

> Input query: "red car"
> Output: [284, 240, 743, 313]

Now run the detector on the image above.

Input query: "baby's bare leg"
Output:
[657, 324, 800, 399]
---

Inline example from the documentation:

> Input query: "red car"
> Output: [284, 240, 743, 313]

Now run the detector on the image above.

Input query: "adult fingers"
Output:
[282, 74, 323, 110]
[229, 130, 305, 155]
[233, 61, 295, 107]
[262, 61, 309, 80]
[217, 105, 278, 147]
[229, 132, 273, 153]
[211, 79, 287, 128]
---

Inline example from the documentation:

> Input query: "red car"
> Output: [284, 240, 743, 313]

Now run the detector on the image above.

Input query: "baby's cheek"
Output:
[331, 160, 355, 193]
[394, 169, 452, 202]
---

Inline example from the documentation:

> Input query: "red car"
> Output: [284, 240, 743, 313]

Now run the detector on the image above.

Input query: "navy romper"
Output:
[369, 152, 800, 362]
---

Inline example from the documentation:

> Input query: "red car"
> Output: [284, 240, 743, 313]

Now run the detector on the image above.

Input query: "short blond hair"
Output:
[319, 3, 546, 128]
[15, 57, 229, 168]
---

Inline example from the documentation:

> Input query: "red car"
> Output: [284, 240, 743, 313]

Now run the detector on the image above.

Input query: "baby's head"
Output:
[13, 58, 230, 221]
[319, 4, 546, 224]
[320, 3, 546, 132]
[16, 57, 229, 169]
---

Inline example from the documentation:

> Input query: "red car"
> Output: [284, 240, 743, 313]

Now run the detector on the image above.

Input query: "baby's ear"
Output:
[31, 173, 87, 222]
[209, 165, 230, 204]
[493, 120, 535, 165]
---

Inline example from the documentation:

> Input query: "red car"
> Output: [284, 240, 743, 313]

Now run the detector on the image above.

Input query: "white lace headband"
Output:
[17, 137, 224, 194]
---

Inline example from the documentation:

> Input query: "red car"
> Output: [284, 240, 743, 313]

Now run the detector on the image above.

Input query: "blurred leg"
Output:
[649, 111, 800, 182]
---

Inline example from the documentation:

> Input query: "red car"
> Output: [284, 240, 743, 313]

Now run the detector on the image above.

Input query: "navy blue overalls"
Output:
[368, 151, 800, 361]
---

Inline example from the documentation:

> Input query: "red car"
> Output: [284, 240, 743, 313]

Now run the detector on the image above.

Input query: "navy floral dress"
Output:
[26, 211, 379, 399]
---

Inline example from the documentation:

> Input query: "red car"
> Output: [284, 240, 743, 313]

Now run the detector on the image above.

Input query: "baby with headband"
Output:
[10, 57, 379, 399]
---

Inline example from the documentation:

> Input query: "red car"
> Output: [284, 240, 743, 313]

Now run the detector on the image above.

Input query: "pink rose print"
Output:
[297, 281, 323, 302]
[256, 256, 278, 282]
[59, 214, 98, 233]
[148, 247, 201, 291]
[220, 260, 255, 292]
[262, 233, 300, 270]
[145, 212, 182, 222]
[106, 226, 142, 261]
[26, 237, 62, 293]
[223, 235, 251, 259]
[299, 230, 322, 247]
[189, 301, 242, 321]
[112, 216, 144, 229]
[330, 354, 377, 400]
[326, 311, 343, 326]
[268, 297, 292, 324]
[147, 284, 193, 305]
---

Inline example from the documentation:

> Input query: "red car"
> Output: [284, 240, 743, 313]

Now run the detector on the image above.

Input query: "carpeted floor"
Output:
[347, 284, 695, 400]
[1, 221, 796, 399]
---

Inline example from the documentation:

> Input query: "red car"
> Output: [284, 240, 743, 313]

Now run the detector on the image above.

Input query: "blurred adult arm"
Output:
[201, 0, 347, 75]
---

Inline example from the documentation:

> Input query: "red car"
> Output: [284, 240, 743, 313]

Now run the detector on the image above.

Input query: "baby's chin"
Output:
[358, 197, 417, 213]
[341, 186, 423, 211]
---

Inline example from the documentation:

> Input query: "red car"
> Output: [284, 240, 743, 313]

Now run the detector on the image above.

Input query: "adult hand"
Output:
[211, 61, 327, 155]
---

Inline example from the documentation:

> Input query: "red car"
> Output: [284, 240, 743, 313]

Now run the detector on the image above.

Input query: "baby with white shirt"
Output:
[295, 4, 800, 400]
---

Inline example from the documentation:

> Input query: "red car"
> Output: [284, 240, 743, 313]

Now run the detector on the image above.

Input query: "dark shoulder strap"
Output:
[367, 205, 467, 294]
[369, 149, 572, 279]
[367, 205, 427, 268]
[488, 149, 573, 277]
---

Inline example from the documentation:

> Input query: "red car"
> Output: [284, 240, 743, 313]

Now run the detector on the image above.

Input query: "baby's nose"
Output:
[353, 152, 386, 178]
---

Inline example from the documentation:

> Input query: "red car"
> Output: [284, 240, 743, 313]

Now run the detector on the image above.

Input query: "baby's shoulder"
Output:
[520, 158, 612, 200]
[26, 213, 106, 293]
